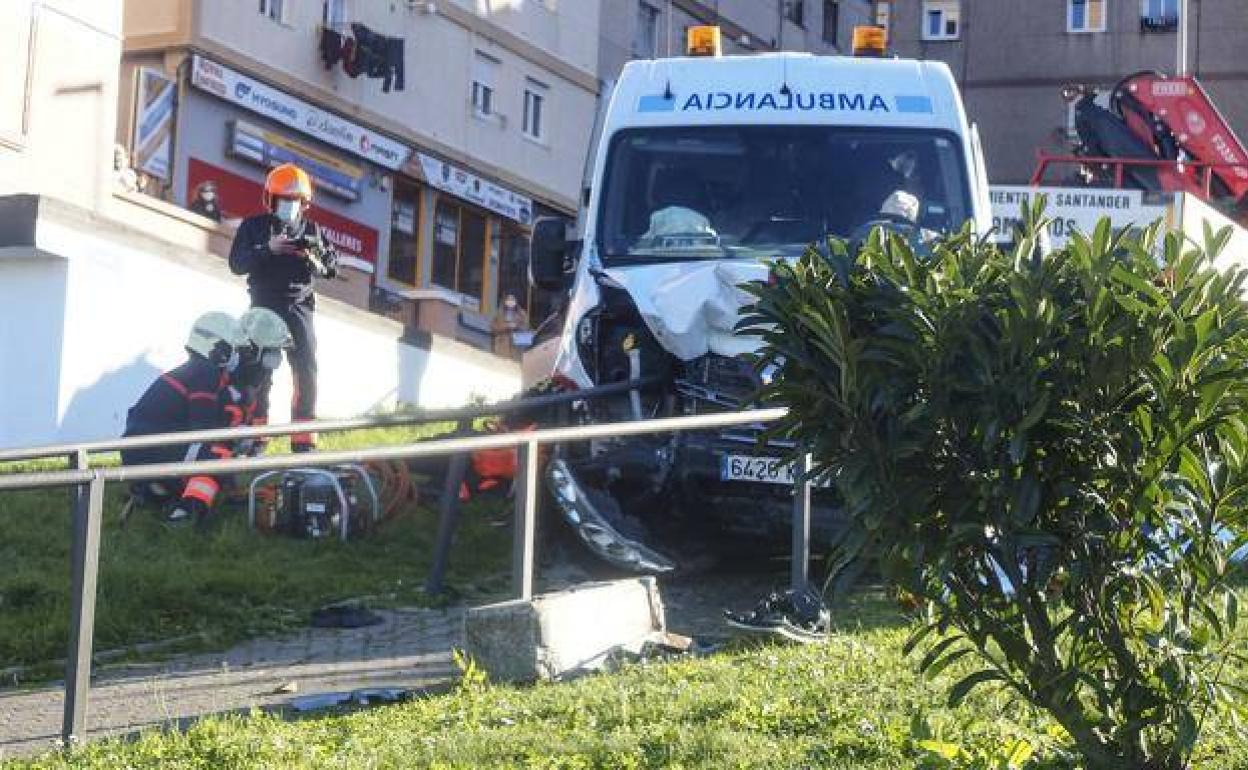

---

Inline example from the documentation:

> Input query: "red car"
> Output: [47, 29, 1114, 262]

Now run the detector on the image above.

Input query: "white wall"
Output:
[0, 212, 520, 450]
[0, 0, 123, 211]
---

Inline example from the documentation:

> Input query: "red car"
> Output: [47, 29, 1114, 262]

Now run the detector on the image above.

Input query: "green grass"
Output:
[0, 423, 512, 678]
[8, 590, 1247, 769]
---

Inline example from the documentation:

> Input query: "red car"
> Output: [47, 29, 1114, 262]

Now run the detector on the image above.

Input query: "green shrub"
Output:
[742, 204, 1248, 769]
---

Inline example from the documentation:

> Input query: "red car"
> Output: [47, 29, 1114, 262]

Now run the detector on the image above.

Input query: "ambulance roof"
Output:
[607, 52, 966, 134]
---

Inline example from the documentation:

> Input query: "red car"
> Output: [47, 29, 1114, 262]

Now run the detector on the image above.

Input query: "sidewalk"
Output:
[0, 569, 767, 762]
[0, 606, 464, 760]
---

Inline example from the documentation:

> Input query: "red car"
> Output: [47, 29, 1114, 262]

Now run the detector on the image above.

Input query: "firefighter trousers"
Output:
[255, 300, 318, 446]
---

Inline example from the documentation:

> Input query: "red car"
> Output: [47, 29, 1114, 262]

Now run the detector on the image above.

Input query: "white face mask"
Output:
[274, 198, 302, 225]
[261, 349, 284, 370]
[224, 349, 241, 372]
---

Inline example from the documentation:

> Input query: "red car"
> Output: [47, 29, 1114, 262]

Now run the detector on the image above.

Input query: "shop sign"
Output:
[133, 68, 175, 180]
[409, 152, 533, 225]
[190, 54, 411, 170]
[188, 157, 379, 272]
[229, 120, 365, 201]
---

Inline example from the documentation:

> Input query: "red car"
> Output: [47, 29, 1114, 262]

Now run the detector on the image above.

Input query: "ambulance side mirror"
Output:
[529, 217, 576, 292]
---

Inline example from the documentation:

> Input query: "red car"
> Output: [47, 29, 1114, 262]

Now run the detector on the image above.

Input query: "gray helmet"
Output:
[239, 308, 293, 350]
[186, 311, 244, 365]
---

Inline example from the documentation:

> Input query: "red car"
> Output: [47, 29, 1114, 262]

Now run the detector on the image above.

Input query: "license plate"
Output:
[720, 455, 810, 486]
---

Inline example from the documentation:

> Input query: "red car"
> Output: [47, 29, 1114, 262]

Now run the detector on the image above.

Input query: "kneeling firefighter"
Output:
[225, 307, 295, 457]
[122, 312, 245, 526]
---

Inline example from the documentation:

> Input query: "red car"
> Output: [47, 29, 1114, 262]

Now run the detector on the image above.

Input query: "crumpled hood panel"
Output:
[603, 260, 768, 361]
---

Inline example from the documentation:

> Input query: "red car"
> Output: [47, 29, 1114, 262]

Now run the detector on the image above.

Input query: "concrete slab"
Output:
[464, 577, 666, 683]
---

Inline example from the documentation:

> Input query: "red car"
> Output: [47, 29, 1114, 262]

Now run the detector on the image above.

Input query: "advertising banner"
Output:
[409, 152, 533, 225]
[133, 67, 176, 180]
[190, 54, 411, 170]
[229, 119, 365, 201]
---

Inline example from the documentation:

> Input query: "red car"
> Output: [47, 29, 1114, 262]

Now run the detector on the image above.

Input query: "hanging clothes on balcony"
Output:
[349, 23, 405, 93]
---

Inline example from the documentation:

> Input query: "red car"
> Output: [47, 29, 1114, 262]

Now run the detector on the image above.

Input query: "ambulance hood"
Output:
[601, 260, 769, 361]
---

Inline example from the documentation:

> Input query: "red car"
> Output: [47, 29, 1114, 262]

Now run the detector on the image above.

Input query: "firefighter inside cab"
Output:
[228, 163, 338, 453]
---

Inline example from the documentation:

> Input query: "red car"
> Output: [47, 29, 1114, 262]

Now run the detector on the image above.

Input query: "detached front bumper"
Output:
[546, 459, 677, 573]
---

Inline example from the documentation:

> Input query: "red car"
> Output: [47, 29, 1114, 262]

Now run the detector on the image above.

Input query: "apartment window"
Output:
[922, 0, 960, 40]
[634, 2, 660, 57]
[784, 0, 806, 27]
[472, 52, 498, 118]
[1068, 0, 1107, 32]
[431, 197, 491, 310]
[523, 81, 547, 141]
[874, 1, 892, 34]
[471, 81, 494, 116]
[822, 0, 839, 44]
[259, 0, 287, 23]
[322, 0, 346, 26]
[1141, 0, 1179, 30]
[387, 182, 421, 286]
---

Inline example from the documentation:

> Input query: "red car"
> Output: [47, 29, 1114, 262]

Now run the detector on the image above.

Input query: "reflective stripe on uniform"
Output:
[161, 374, 189, 397]
[182, 476, 219, 505]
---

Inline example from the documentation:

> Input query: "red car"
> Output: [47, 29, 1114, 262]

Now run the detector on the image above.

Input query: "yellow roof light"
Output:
[852, 25, 888, 57]
[687, 25, 722, 57]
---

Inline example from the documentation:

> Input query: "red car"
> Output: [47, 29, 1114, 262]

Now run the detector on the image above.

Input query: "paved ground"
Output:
[0, 569, 778, 761]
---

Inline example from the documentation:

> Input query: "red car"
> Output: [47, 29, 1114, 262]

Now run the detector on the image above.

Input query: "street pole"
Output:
[1176, 0, 1189, 76]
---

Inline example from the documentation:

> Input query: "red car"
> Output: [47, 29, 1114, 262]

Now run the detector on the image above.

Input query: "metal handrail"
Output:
[0, 378, 660, 466]
[0, 408, 787, 490]
[0, 406, 809, 749]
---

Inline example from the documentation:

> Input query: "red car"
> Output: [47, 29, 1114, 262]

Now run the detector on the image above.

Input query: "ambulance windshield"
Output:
[597, 126, 972, 264]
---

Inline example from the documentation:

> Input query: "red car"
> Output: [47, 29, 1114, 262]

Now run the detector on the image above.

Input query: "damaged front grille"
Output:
[675, 355, 761, 410]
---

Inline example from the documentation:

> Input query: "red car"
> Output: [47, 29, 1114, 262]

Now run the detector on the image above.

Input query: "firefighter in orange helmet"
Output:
[227, 163, 338, 452]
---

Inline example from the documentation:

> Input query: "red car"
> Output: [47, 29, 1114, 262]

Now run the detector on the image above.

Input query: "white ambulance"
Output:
[525, 27, 992, 573]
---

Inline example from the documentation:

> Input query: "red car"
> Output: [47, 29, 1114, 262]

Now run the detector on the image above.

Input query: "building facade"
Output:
[119, 0, 602, 351]
[599, 0, 875, 84]
[882, 0, 1248, 183]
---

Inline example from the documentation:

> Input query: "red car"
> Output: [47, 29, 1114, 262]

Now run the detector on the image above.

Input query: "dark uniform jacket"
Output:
[228, 213, 338, 307]
[122, 355, 233, 462]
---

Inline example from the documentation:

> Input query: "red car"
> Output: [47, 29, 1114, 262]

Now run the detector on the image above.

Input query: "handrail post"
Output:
[513, 440, 539, 601]
[424, 420, 471, 596]
[63, 463, 104, 747]
[791, 452, 813, 593]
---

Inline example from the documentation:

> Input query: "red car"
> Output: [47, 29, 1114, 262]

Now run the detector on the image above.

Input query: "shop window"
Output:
[922, 0, 960, 40]
[387, 181, 421, 286]
[635, 2, 660, 58]
[523, 80, 547, 141]
[458, 209, 487, 311]
[432, 199, 459, 293]
[431, 196, 491, 311]
[822, 1, 839, 44]
[1068, 0, 1107, 32]
[494, 223, 531, 318]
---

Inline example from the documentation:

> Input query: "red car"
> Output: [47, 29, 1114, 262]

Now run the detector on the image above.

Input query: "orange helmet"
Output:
[262, 163, 313, 209]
